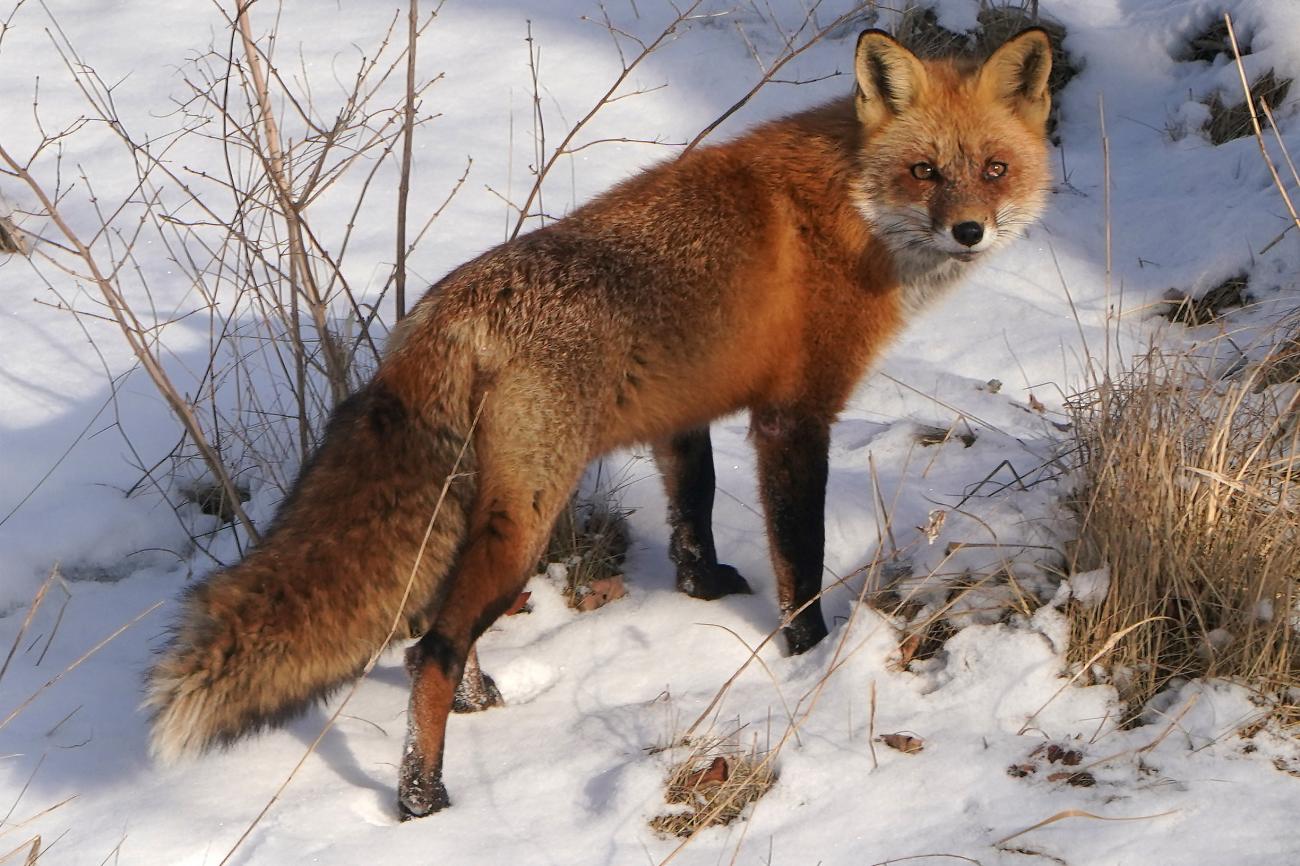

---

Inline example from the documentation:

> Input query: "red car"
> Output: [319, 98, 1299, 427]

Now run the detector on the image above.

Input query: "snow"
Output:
[4, 0, 1300, 863]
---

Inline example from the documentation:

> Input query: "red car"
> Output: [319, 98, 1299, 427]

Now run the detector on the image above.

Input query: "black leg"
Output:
[751, 408, 830, 655]
[653, 426, 752, 600]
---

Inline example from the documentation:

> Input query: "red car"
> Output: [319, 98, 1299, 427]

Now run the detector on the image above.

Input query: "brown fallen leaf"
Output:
[1046, 771, 1096, 787]
[1045, 744, 1083, 766]
[504, 591, 531, 616]
[896, 632, 923, 668]
[879, 733, 924, 754]
[1007, 763, 1036, 778]
[680, 756, 730, 790]
[1029, 393, 1046, 413]
[576, 574, 627, 611]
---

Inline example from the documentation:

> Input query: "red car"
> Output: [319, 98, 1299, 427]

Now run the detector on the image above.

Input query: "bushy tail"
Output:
[145, 325, 479, 762]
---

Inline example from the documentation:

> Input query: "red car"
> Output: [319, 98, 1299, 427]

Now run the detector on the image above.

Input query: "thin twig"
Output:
[684, 1, 872, 152]
[234, 0, 349, 404]
[395, 0, 417, 321]
[0, 568, 57, 690]
[510, 1, 705, 239]
[0, 602, 163, 733]
[0, 141, 263, 544]
[993, 807, 1177, 847]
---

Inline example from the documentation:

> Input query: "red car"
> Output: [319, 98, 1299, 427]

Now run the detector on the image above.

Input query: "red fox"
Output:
[146, 28, 1052, 819]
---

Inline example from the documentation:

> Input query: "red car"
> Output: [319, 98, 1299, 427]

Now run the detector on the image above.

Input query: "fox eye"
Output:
[984, 161, 1008, 180]
[910, 162, 937, 180]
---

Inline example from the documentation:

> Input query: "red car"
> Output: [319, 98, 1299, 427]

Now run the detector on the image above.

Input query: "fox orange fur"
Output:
[146, 29, 1053, 818]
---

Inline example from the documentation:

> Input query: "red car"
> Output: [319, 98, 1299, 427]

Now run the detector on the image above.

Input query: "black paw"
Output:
[783, 609, 829, 656]
[398, 744, 450, 820]
[397, 780, 450, 821]
[397, 767, 450, 821]
[452, 670, 505, 714]
[677, 562, 752, 600]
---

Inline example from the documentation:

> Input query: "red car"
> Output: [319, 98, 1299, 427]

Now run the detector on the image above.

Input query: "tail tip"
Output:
[143, 672, 211, 765]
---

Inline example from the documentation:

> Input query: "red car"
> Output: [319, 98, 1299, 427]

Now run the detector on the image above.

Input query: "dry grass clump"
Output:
[650, 733, 776, 837]
[1066, 349, 1300, 723]
[892, 5, 968, 58]
[1177, 18, 1235, 64]
[1163, 273, 1251, 326]
[542, 494, 631, 608]
[1176, 17, 1292, 146]
[1204, 69, 1292, 145]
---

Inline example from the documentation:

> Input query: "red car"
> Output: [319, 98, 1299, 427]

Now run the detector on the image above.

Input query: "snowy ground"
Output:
[4, 0, 1300, 863]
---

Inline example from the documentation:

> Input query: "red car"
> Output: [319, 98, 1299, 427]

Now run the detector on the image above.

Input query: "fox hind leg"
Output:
[398, 437, 584, 820]
[653, 426, 752, 600]
[451, 646, 503, 714]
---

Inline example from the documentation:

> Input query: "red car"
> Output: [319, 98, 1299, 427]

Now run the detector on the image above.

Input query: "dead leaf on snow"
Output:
[576, 574, 627, 611]
[680, 756, 730, 789]
[879, 733, 924, 754]
[896, 632, 922, 668]
[1047, 770, 1096, 787]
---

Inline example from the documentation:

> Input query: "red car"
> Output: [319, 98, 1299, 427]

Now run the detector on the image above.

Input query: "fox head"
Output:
[852, 28, 1052, 277]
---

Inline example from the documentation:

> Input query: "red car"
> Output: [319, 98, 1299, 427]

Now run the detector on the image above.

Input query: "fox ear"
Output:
[978, 28, 1053, 129]
[854, 30, 928, 130]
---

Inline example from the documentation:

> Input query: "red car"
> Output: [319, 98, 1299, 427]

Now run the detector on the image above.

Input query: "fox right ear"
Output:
[978, 28, 1053, 129]
[854, 30, 928, 130]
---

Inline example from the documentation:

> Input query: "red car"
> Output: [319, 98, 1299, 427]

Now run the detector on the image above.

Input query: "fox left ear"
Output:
[854, 30, 929, 131]
[978, 28, 1053, 130]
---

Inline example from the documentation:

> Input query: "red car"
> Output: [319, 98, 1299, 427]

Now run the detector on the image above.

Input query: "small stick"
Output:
[684, 2, 874, 152]
[868, 680, 878, 771]
[0, 568, 57, 690]
[395, 0, 417, 321]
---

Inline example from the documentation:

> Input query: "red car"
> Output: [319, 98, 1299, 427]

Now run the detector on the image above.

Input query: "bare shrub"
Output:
[2, 3, 457, 553]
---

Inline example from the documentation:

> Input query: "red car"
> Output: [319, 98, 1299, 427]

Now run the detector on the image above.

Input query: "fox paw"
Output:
[783, 612, 829, 656]
[398, 749, 451, 821]
[452, 669, 504, 714]
[397, 779, 450, 821]
[677, 562, 752, 600]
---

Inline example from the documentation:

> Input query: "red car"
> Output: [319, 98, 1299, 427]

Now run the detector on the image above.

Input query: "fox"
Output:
[146, 28, 1053, 819]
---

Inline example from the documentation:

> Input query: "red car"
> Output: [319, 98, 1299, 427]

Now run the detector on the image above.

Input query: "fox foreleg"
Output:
[752, 408, 832, 655]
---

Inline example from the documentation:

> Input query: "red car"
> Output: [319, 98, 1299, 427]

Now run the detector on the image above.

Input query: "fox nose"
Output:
[952, 221, 984, 247]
